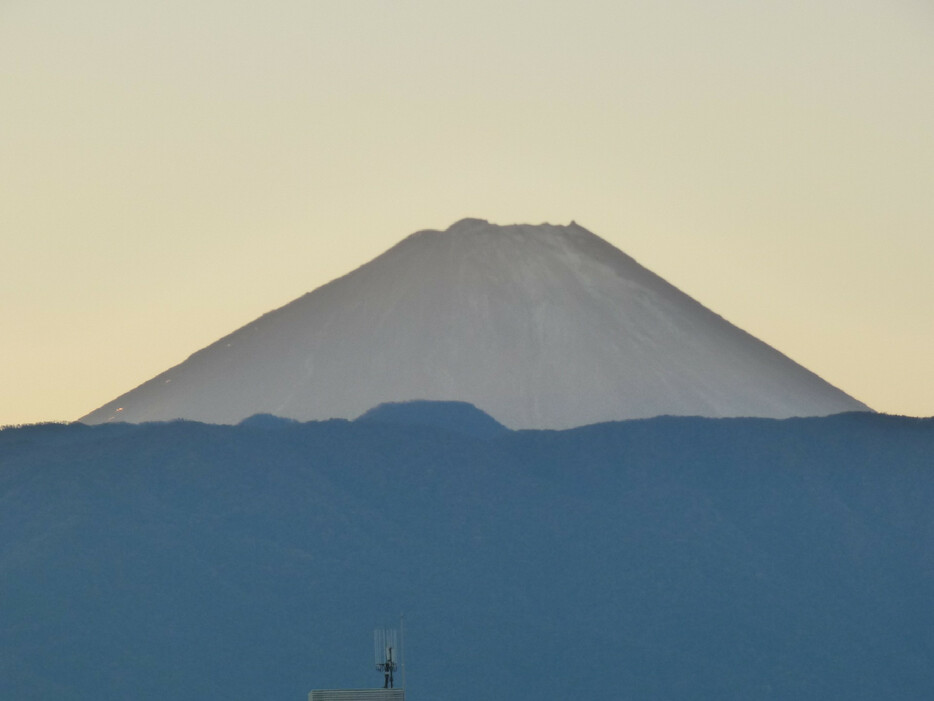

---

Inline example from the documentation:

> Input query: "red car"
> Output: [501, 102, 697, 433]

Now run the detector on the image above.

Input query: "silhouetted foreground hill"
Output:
[356, 400, 509, 438]
[1, 410, 932, 700]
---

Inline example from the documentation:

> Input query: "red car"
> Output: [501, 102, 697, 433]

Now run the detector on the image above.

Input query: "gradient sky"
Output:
[2, 0, 932, 426]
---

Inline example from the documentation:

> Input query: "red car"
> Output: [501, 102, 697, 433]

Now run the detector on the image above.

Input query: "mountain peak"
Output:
[446, 217, 490, 231]
[81, 220, 869, 428]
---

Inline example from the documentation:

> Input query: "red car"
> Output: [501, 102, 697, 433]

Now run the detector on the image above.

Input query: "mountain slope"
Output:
[81, 219, 868, 428]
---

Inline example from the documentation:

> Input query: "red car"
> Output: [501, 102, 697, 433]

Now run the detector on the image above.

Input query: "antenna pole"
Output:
[400, 613, 406, 691]
[375, 627, 399, 689]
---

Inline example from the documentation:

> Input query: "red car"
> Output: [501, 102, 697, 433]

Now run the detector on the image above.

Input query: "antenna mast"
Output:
[374, 628, 399, 689]
[400, 614, 406, 692]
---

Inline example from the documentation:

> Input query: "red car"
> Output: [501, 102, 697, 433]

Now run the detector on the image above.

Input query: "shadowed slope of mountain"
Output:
[1, 411, 932, 700]
[80, 219, 869, 428]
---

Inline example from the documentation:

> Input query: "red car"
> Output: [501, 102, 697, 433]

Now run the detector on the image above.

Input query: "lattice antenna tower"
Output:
[374, 628, 399, 689]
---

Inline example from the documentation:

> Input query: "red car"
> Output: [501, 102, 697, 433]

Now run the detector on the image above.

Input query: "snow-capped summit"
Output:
[81, 219, 870, 428]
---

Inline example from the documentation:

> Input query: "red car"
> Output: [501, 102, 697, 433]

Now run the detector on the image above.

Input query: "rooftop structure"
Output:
[309, 690, 404, 701]
[309, 626, 405, 701]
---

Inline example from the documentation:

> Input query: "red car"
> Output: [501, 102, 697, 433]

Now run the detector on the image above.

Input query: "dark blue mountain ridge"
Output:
[238, 413, 301, 429]
[355, 399, 509, 438]
[1, 409, 932, 700]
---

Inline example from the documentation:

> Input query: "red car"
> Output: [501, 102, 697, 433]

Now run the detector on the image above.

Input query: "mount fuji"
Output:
[81, 219, 869, 428]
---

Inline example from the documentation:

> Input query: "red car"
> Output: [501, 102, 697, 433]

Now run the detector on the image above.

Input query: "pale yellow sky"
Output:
[2, 0, 932, 425]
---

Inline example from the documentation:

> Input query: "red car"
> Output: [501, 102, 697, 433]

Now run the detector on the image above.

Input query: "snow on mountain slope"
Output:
[80, 219, 870, 428]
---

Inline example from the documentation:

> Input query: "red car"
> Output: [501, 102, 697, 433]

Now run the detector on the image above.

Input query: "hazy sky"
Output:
[2, 0, 932, 425]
